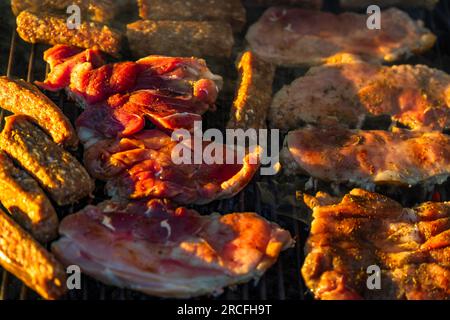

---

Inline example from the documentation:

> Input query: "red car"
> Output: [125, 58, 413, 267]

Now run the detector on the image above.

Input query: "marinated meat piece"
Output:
[0, 208, 66, 300]
[227, 51, 275, 130]
[269, 54, 450, 131]
[302, 189, 450, 300]
[127, 20, 234, 59]
[281, 126, 450, 187]
[0, 76, 78, 148]
[243, 0, 322, 8]
[138, 0, 246, 32]
[0, 115, 94, 206]
[11, 0, 122, 23]
[340, 0, 438, 10]
[0, 151, 58, 243]
[84, 130, 261, 204]
[52, 199, 293, 298]
[246, 7, 435, 66]
[16, 10, 122, 57]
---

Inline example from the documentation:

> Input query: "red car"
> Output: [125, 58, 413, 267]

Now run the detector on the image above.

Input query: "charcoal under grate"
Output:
[1, 0, 450, 300]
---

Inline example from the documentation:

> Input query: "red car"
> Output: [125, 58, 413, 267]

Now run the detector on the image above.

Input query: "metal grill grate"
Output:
[1, 0, 450, 300]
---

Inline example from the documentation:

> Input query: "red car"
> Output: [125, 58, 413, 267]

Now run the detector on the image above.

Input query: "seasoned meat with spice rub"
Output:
[127, 20, 234, 59]
[52, 199, 293, 298]
[16, 10, 122, 57]
[0, 115, 94, 206]
[0, 151, 58, 243]
[0, 76, 78, 148]
[227, 51, 275, 130]
[84, 130, 261, 205]
[281, 126, 450, 188]
[302, 189, 450, 300]
[138, 0, 246, 32]
[0, 208, 66, 300]
[269, 54, 450, 131]
[246, 7, 435, 66]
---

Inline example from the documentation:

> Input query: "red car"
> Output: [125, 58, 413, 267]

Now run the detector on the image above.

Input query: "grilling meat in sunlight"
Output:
[0, 115, 94, 206]
[281, 126, 450, 188]
[0, 76, 78, 148]
[302, 189, 450, 300]
[246, 7, 435, 66]
[269, 54, 450, 131]
[84, 130, 261, 205]
[36, 45, 222, 145]
[52, 199, 293, 298]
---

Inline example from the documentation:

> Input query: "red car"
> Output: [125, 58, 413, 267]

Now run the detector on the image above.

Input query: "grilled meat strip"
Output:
[138, 0, 246, 32]
[0, 208, 66, 300]
[84, 130, 261, 205]
[281, 126, 450, 187]
[246, 7, 435, 66]
[0, 115, 94, 206]
[16, 10, 122, 57]
[227, 51, 275, 130]
[302, 188, 450, 300]
[269, 54, 450, 131]
[0, 151, 58, 243]
[11, 0, 122, 23]
[0, 76, 78, 148]
[52, 199, 293, 298]
[127, 20, 234, 59]
[340, 0, 438, 10]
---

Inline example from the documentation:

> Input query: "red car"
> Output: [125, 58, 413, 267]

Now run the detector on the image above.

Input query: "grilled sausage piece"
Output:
[0, 208, 67, 300]
[127, 20, 234, 59]
[0, 151, 58, 243]
[0, 76, 78, 148]
[227, 51, 275, 130]
[16, 10, 122, 57]
[0, 115, 94, 206]
[11, 0, 120, 23]
[137, 0, 246, 32]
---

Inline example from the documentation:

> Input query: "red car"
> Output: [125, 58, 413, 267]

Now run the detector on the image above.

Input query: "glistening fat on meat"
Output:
[127, 20, 234, 58]
[16, 10, 122, 57]
[0, 151, 58, 243]
[0, 208, 67, 300]
[137, 0, 246, 32]
[0, 115, 94, 206]
[52, 199, 293, 298]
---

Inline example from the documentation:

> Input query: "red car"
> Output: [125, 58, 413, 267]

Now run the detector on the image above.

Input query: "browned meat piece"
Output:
[16, 10, 122, 57]
[246, 7, 435, 66]
[11, 0, 122, 23]
[0, 76, 78, 148]
[269, 54, 450, 131]
[0, 208, 66, 300]
[243, 0, 322, 8]
[0, 151, 58, 243]
[127, 20, 234, 59]
[341, 0, 438, 10]
[0, 115, 94, 206]
[281, 126, 450, 187]
[138, 0, 246, 32]
[302, 189, 450, 300]
[227, 51, 275, 130]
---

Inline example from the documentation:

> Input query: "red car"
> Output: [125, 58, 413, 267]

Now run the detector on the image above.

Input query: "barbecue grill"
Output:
[1, 0, 450, 300]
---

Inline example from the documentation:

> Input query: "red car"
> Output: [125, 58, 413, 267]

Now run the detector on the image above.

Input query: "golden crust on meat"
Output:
[0, 209, 66, 300]
[0, 115, 94, 206]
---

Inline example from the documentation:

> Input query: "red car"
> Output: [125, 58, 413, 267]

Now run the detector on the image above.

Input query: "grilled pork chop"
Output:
[84, 130, 261, 205]
[269, 54, 450, 131]
[302, 188, 450, 300]
[281, 126, 450, 188]
[246, 7, 435, 66]
[52, 199, 293, 298]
